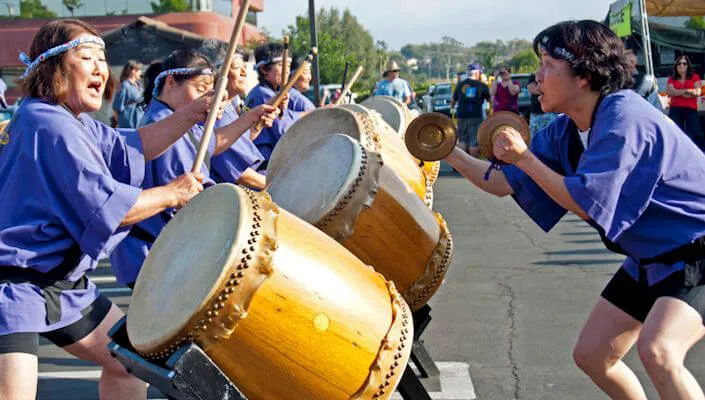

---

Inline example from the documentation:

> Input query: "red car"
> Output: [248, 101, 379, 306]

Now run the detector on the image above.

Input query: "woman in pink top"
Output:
[667, 55, 703, 149]
[490, 66, 521, 113]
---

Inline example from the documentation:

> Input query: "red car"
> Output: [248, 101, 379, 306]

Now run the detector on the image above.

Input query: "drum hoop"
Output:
[315, 142, 383, 242]
[350, 279, 413, 399]
[140, 188, 279, 360]
[403, 213, 454, 311]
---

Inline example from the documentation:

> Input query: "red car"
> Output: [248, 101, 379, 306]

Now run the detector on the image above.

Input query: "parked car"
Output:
[422, 83, 453, 116]
[511, 73, 532, 117]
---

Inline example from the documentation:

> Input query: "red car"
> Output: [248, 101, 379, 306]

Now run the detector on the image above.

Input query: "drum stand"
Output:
[109, 306, 439, 400]
[108, 317, 246, 400]
[396, 304, 439, 400]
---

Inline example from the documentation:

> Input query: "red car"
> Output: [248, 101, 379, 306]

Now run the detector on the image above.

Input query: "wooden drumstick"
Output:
[334, 65, 364, 106]
[279, 36, 289, 119]
[251, 48, 318, 134]
[192, 0, 251, 173]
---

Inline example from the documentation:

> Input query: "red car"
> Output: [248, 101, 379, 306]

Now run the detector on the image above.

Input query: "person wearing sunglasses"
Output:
[667, 55, 703, 151]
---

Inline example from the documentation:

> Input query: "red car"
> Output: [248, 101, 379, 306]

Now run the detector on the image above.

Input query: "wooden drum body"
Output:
[268, 135, 453, 311]
[127, 184, 412, 400]
[345, 103, 441, 189]
[267, 107, 431, 208]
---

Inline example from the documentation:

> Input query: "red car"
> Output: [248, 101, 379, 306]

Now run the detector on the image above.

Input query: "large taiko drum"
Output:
[355, 99, 441, 187]
[361, 96, 414, 137]
[268, 107, 431, 207]
[127, 184, 412, 400]
[268, 135, 453, 311]
[340, 104, 435, 207]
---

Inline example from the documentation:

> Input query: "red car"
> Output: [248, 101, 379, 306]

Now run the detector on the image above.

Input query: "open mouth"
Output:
[87, 82, 102, 95]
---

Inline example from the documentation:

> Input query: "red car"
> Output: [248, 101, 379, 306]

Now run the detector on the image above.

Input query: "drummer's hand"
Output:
[184, 91, 227, 123]
[278, 93, 289, 114]
[492, 126, 529, 165]
[166, 172, 204, 209]
[245, 104, 278, 128]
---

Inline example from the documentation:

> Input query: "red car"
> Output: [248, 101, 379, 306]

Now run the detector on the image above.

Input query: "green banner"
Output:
[609, 2, 633, 37]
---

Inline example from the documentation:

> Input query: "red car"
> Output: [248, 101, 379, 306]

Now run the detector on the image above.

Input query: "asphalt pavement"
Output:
[37, 164, 705, 399]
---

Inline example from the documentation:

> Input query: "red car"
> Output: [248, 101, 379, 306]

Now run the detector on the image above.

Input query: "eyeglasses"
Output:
[677, 62, 688, 66]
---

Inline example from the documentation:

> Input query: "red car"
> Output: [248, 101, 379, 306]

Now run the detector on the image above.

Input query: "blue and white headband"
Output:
[253, 56, 291, 71]
[152, 67, 214, 97]
[215, 53, 244, 69]
[538, 35, 575, 63]
[19, 35, 105, 79]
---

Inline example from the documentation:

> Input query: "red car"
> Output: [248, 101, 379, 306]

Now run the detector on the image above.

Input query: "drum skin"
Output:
[360, 96, 412, 136]
[267, 107, 430, 207]
[127, 184, 412, 400]
[268, 135, 454, 312]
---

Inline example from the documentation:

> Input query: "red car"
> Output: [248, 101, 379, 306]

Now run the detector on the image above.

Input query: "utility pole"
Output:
[308, 0, 321, 106]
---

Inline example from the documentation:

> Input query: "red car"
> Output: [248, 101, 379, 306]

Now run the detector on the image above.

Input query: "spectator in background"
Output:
[667, 55, 703, 151]
[451, 63, 490, 157]
[406, 80, 420, 111]
[111, 60, 144, 128]
[288, 56, 316, 115]
[373, 61, 411, 104]
[490, 65, 520, 113]
[625, 49, 664, 113]
[527, 72, 557, 134]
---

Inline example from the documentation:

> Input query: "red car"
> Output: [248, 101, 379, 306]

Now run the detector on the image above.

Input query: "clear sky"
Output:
[258, 0, 619, 49]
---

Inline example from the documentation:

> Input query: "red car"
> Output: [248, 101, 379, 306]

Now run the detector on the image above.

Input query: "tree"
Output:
[284, 7, 383, 91]
[685, 16, 705, 30]
[62, 0, 83, 16]
[509, 48, 539, 74]
[150, 0, 189, 14]
[0, 0, 57, 19]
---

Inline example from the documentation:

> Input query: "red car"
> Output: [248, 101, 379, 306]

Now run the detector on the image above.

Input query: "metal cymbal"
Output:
[404, 112, 457, 161]
[477, 111, 531, 159]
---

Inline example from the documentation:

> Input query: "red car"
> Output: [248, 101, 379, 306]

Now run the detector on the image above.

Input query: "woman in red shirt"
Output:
[667, 55, 703, 149]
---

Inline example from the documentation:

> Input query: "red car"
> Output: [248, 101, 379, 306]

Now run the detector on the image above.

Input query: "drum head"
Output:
[127, 184, 248, 352]
[267, 107, 363, 179]
[268, 134, 362, 224]
[361, 96, 406, 134]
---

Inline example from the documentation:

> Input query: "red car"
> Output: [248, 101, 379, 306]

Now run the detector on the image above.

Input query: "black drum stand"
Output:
[108, 317, 246, 400]
[108, 305, 440, 400]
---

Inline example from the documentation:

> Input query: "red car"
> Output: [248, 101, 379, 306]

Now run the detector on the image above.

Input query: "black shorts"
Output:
[0, 294, 112, 355]
[601, 267, 705, 324]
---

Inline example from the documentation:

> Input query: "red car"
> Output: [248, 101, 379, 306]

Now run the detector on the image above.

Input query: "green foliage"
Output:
[0, 0, 57, 19]
[284, 7, 382, 92]
[276, 7, 536, 93]
[684, 16, 705, 30]
[150, 0, 190, 14]
[62, 0, 83, 16]
[508, 48, 539, 74]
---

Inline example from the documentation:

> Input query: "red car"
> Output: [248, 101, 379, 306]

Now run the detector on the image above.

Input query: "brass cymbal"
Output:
[404, 112, 457, 161]
[477, 111, 531, 159]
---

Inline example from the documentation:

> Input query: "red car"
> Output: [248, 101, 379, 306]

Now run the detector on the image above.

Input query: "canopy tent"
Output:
[646, 0, 705, 16]
[609, 0, 704, 75]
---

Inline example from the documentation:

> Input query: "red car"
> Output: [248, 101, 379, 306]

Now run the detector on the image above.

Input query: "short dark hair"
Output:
[254, 42, 284, 84]
[533, 20, 633, 95]
[672, 55, 694, 80]
[142, 48, 214, 106]
[19, 19, 116, 103]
